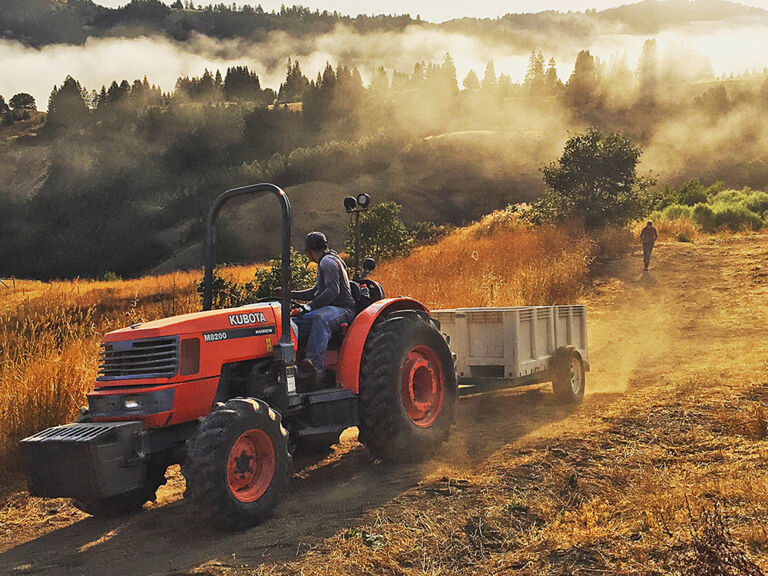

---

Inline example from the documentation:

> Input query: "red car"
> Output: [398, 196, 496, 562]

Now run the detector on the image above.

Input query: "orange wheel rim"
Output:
[227, 429, 275, 502]
[401, 345, 445, 428]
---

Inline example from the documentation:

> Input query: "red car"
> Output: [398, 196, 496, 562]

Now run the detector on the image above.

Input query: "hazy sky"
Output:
[92, 0, 768, 22]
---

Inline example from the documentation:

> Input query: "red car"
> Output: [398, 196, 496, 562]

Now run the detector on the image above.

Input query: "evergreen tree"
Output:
[524, 51, 546, 96]
[462, 70, 480, 91]
[544, 58, 563, 95]
[370, 66, 389, 93]
[277, 58, 309, 102]
[47, 76, 89, 127]
[481, 60, 497, 91]
[440, 52, 458, 95]
[565, 50, 599, 110]
[636, 39, 658, 102]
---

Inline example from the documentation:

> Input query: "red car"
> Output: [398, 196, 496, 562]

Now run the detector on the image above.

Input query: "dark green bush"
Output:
[713, 205, 763, 232]
[410, 221, 455, 246]
[692, 203, 716, 232]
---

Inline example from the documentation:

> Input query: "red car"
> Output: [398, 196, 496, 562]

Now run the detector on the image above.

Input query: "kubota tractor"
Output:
[22, 184, 456, 529]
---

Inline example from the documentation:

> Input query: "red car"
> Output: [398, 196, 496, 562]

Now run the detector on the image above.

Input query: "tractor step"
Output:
[21, 422, 147, 502]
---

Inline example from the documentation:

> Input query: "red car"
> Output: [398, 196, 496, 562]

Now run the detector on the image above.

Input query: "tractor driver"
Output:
[288, 232, 356, 386]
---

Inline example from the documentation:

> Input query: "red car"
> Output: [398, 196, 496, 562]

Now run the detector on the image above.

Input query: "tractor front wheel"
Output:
[182, 398, 291, 530]
[358, 312, 457, 462]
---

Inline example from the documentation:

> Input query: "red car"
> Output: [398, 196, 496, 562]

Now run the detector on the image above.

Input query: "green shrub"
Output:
[662, 204, 693, 220]
[742, 190, 768, 214]
[713, 204, 763, 232]
[410, 221, 454, 246]
[99, 271, 122, 282]
[692, 203, 716, 232]
[677, 179, 709, 206]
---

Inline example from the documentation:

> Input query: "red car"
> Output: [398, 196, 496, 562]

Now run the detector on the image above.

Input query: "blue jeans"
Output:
[293, 306, 354, 377]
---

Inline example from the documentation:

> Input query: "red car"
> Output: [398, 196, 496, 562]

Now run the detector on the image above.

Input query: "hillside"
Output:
[1, 234, 768, 574]
[1, 0, 765, 47]
[152, 131, 548, 273]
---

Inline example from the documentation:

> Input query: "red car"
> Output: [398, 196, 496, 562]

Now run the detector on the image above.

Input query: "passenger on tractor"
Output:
[287, 232, 356, 386]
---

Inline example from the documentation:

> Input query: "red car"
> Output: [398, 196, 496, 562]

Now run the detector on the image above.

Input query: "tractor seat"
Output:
[350, 280, 385, 315]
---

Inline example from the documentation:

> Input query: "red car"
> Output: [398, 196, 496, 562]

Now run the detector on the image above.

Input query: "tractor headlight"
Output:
[356, 193, 371, 209]
[123, 398, 142, 411]
[343, 196, 357, 212]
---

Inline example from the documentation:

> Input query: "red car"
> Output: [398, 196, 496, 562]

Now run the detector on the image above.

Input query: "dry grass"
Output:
[373, 210, 594, 309]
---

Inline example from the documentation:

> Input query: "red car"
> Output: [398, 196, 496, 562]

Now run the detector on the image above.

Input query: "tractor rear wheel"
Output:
[182, 398, 291, 530]
[358, 312, 456, 462]
[552, 346, 585, 404]
[72, 461, 168, 518]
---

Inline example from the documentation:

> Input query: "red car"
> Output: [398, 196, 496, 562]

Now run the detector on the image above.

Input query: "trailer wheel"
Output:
[182, 398, 291, 530]
[72, 461, 168, 518]
[358, 312, 457, 462]
[552, 346, 585, 404]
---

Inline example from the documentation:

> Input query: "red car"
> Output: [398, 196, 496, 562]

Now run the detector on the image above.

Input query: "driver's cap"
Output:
[305, 231, 327, 250]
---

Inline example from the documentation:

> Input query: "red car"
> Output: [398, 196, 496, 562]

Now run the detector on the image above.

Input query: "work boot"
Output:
[297, 359, 320, 391]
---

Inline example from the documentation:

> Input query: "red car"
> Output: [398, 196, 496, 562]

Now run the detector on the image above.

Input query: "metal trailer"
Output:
[431, 305, 589, 399]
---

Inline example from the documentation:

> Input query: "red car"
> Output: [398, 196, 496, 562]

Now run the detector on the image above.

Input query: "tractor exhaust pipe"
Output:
[203, 184, 294, 369]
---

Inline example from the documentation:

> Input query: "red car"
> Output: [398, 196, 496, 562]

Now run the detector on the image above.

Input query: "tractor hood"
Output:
[103, 302, 283, 342]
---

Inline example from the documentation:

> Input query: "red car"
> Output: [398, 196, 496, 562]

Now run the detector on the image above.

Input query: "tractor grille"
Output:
[97, 336, 179, 381]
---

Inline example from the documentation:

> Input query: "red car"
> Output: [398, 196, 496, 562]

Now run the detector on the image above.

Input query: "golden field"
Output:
[2, 223, 768, 575]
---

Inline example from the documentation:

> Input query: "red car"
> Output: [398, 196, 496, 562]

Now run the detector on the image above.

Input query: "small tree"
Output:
[345, 202, 413, 262]
[196, 248, 316, 308]
[533, 128, 654, 228]
[251, 247, 315, 299]
[0, 96, 10, 125]
[9, 93, 36, 111]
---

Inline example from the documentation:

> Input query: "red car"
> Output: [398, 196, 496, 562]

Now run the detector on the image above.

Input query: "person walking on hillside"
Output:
[640, 220, 658, 271]
[287, 232, 357, 387]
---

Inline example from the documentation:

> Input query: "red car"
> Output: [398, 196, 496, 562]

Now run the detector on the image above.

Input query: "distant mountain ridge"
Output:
[0, 0, 766, 48]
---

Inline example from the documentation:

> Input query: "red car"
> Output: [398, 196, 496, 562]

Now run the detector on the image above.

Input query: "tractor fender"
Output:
[338, 298, 429, 394]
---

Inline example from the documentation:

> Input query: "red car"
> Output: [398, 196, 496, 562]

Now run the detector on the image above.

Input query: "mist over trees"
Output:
[3, 2, 768, 279]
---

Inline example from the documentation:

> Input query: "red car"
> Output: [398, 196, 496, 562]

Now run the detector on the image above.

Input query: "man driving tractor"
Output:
[288, 232, 356, 386]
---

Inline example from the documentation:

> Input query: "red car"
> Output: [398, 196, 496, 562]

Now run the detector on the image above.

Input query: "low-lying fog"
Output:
[3, 16, 768, 105]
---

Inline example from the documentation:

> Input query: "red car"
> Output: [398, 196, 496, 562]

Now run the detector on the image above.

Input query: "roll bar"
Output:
[203, 184, 294, 366]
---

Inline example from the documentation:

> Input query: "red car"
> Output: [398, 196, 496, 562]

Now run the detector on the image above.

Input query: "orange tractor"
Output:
[22, 184, 457, 529]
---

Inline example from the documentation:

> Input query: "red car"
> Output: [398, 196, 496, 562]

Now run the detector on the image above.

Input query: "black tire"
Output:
[182, 398, 292, 530]
[552, 346, 585, 404]
[358, 311, 457, 462]
[72, 461, 168, 518]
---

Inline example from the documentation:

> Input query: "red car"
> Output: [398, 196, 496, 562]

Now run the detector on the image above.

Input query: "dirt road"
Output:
[2, 237, 768, 575]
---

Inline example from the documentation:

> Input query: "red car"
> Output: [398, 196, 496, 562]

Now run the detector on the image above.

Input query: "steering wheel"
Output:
[257, 296, 305, 308]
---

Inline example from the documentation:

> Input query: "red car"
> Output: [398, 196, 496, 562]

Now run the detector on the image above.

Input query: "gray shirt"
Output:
[292, 251, 356, 312]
